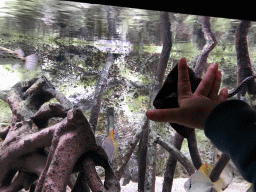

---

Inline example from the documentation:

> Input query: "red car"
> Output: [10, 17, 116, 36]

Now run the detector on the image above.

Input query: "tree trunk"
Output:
[209, 153, 230, 182]
[89, 53, 114, 132]
[194, 16, 217, 77]
[191, 18, 206, 51]
[235, 20, 255, 98]
[89, 6, 117, 132]
[155, 137, 196, 176]
[144, 120, 158, 192]
[72, 171, 90, 192]
[138, 119, 150, 192]
[162, 133, 184, 192]
[154, 12, 172, 86]
[107, 107, 115, 135]
[115, 127, 143, 180]
[0, 76, 120, 192]
[143, 11, 172, 192]
[106, 6, 118, 40]
[187, 130, 202, 170]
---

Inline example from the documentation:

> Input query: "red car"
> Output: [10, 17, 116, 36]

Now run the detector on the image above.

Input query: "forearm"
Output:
[205, 99, 256, 183]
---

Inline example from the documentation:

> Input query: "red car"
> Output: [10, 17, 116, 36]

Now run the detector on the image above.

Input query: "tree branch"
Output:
[162, 132, 184, 192]
[194, 16, 217, 77]
[209, 153, 230, 183]
[142, 11, 173, 192]
[0, 76, 120, 192]
[89, 53, 114, 132]
[235, 20, 255, 96]
[115, 127, 143, 180]
[187, 130, 202, 170]
[155, 137, 196, 176]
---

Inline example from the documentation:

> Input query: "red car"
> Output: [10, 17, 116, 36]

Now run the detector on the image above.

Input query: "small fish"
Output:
[102, 129, 118, 163]
[184, 163, 234, 192]
[0, 47, 37, 71]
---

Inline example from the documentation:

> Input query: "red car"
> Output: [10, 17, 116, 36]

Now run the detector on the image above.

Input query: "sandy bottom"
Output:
[120, 177, 252, 192]
[20, 177, 252, 192]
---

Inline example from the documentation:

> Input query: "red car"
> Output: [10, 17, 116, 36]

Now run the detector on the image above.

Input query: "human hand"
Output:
[146, 57, 229, 130]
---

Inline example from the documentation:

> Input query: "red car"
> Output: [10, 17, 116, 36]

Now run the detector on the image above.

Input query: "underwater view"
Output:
[0, 0, 255, 191]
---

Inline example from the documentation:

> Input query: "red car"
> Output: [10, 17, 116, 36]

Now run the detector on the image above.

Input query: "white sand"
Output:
[120, 177, 251, 192]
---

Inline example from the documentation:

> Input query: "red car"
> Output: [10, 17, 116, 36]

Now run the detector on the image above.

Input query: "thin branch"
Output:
[209, 153, 230, 183]
[32, 103, 68, 128]
[162, 132, 184, 192]
[89, 53, 114, 132]
[155, 137, 196, 176]
[115, 127, 143, 180]
[187, 130, 202, 169]
[194, 16, 217, 77]
[83, 158, 105, 192]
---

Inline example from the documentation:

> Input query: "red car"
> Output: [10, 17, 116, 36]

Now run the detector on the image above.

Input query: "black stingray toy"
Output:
[153, 64, 201, 138]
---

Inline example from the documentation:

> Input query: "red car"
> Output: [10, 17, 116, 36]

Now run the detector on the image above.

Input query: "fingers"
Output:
[218, 87, 229, 102]
[208, 69, 222, 100]
[146, 97, 216, 129]
[177, 57, 192, 99]
[146, 108, 181, 122]
[195, 63, 219, 97]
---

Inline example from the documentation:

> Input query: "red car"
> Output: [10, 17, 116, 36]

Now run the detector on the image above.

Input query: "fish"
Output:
[102, 129, 118, 163]
[184, 163, 233, 192]
[0, 47, 37, 71]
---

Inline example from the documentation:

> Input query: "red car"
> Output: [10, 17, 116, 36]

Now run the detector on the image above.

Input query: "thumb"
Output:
[146, 108, 181, 122]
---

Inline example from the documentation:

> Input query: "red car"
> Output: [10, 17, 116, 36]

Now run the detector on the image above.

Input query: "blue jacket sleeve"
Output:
[204, 99, 256, 185]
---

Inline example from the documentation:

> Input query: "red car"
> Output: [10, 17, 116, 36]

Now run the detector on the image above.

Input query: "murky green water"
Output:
[0, 0, 256, 123]
[1, 2, 256, 189]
